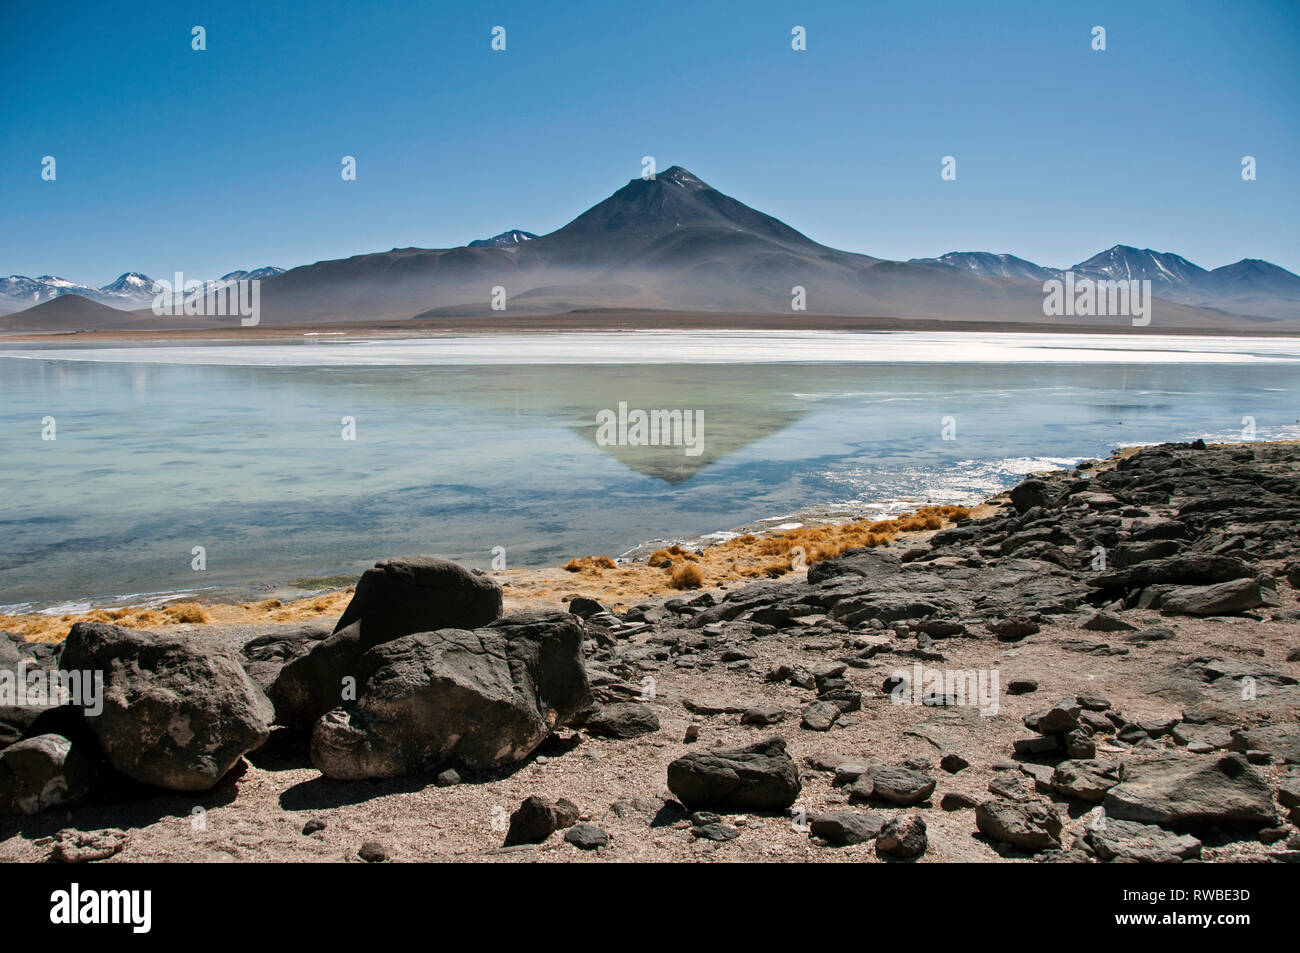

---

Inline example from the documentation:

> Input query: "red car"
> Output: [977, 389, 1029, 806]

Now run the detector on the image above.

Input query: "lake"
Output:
[1, 330, 1297, 610]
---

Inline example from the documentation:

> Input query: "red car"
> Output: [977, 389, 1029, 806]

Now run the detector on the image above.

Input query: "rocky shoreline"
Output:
[2, 440, 1298, 863]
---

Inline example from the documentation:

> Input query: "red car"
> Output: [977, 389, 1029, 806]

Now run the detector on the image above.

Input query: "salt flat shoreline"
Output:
[4, 309, 1300, 345]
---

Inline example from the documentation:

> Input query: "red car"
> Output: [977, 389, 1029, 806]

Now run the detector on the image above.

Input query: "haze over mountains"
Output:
[909, 247, 1300, 320]
[0, 267, 285, 314]
[4, 167, 1297, 332]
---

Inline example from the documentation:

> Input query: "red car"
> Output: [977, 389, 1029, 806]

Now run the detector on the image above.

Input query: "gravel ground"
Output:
[3, 593, 1296, 863]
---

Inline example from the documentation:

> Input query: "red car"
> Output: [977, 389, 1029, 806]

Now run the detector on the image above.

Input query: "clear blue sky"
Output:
[2, 0, 1297, 285]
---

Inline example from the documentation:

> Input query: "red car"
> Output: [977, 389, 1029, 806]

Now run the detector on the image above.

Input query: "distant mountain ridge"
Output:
[0, 267, 286, 312]
[909, 245, 1300, 319]
[468, 230, 536, 248]
[4, 166, 1298, 329]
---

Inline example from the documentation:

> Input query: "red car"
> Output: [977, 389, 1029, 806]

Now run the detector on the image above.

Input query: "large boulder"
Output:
[266, 622, 363, 729]
[806, 549, 902, 585]
[975, 798, 1062, 851]
[58, 622, 273, 792]
[1086, 817, 1202, 863]
[1051, 759, 1120, 802]
[334, 556, 503, 649]
[1090, 554, 1253, 591]
[0, 734, 92, 815]
[584, 702, 660, 739]
[1102, 752, 1276, 829]
[1009, 478, 1063, 514]
[311, 611, 591, 779]
[666, 737, 801, 812]
[1160, 579, 1263, 617]
[240, 622, 330, 692]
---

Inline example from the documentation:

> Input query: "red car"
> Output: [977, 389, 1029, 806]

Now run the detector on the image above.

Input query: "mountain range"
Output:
[3, 166, 1297, 331]
[908, 247, 1300, 319]
[0, 267, 285, 313]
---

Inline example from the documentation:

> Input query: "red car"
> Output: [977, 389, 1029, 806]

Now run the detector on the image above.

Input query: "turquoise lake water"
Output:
[1, 331, 1297, 609]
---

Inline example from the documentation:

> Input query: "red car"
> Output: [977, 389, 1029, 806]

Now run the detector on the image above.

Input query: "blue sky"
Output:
[2, 0, 1297, 285]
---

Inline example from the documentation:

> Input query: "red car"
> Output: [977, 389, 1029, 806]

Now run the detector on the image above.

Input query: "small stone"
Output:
[434, 768, 461, 787]
[1082, 611, 1137, 632]
[876, 815, 927, 859]
[1013, 735, 1061, 756]
[941, 792, 979, 811]
[1051, 759, 1120, 802]
[801, 701, 840, 731]
[1077, 694, 1112, 712]
[1035, 697, 1082, 734]
[808, 811, 884, 845]
[990, 617, 1040, 641]
[976, 799, 1062, 851]
[741, 706, 785, 726]
[940, 753, 970, 773]
[691, 822, 740, 841]
[49, 829, 127, 864]
[564, 823, 608, 849]
[302, 817, 327, 835]
[865, 765, 935, 806]
[358, 841, 388, 862]
[1086, 818, 1202, 863]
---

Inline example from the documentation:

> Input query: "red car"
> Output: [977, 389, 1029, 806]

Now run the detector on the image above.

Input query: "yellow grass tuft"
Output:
[563, 556, 618, 573]
[0, 504, 974, 643]
[166, 602, 211, 624]
[670, 562, 705, 589]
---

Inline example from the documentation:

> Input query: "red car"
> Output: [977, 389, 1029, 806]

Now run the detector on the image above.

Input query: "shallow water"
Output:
[1, 331, 1297, 608]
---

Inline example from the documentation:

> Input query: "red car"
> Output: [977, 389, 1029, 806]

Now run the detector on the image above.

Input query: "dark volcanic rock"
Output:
[584, 702, 660, 739]
[1010, 479, 1063, 514]
[989, 617, 1040, 641]
[1051, 759, 1120, 802]
[0, 734, 92, 815]
[58, 622, 272, 792]
[240, 623, 331, 692]
[876, 814, 927, 859]
[809, 810, 884, 845]
[1086, 818, 1202, 863]
[1103, 752, 1276, 829]
[858, 765, 935, 806]
[666, 737, 801, 812]
[800, 701, 840, 731]
[975, 798, 1063, 851]
[807, 549, 902, 584]
[1091, 554, 1253, 591]
[504, 795, 580, 845]
[267, 622, 364, 730]
[564, 823, 608, 849]
[567, 596, 609, 620]
[1160, 578, 1263, 616]
[334, 556, 503, 649]
[312, 611, 591, 778]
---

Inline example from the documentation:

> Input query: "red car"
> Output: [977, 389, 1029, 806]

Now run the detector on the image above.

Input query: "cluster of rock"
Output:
[565, 441, 1300, 860]
[2, 557, 593, 824]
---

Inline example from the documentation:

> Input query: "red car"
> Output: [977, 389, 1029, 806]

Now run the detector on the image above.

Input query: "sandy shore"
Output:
[0, 504, 978, 642]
